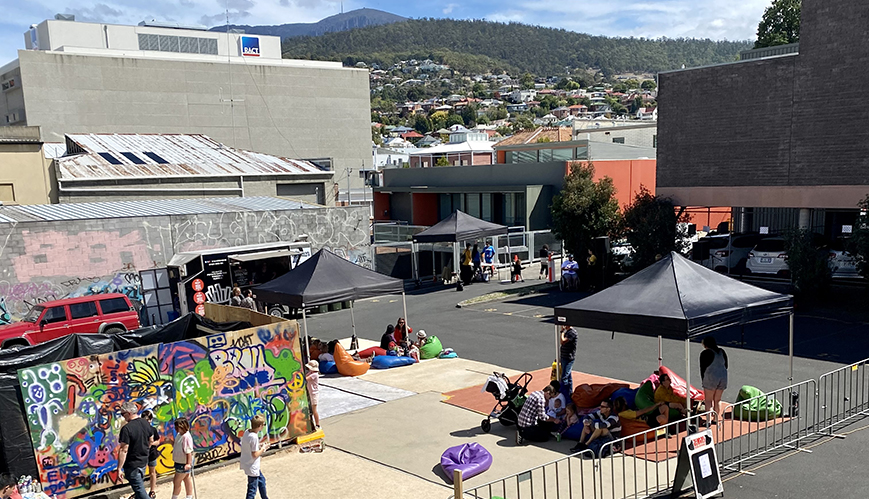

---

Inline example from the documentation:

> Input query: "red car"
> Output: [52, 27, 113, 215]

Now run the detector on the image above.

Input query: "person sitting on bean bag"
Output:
[380, 325, 397, 351]
[654, 374, 688, 418]
[614, 396, 668, 427]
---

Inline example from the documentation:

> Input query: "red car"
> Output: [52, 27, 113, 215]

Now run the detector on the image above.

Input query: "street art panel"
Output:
[17, 321, 310, 498]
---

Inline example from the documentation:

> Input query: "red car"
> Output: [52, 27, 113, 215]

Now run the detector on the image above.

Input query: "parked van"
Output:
[0, 293, 140, 348]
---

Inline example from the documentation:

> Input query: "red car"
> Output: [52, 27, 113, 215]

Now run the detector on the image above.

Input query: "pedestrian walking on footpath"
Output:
[117, 402, 153, 499]
[538, 244, 550, 279]
[560, 324, 578, 400]
[240, 415, 270, 499]
[170, 417, 194, 499]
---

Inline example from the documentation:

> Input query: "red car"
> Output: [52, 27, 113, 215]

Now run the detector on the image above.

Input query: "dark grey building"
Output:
[657, 0, 869, 237]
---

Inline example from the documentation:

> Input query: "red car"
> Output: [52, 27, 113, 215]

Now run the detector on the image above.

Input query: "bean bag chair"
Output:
[641, 373, 660, 390]
[356, 346, 387, 359]
[419, 336, 444, 359]
[440, 443, 492, 482]
[734, 385, 783, 421]
[319, 361, 338, 375]
[619, 417, 657, 443]
[371, 355, 416, 369]
[637, 380, 682, 421]
[571, 383, 629, 409]
[439, 351, 458, 359]
[333, 343, 370, 377]
[611, 387, 639, 410]
[659, 366, 705, 402]
[561, 422, 585, 440]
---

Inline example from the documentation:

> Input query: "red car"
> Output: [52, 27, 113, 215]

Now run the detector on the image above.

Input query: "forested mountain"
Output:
[211, 8, 406, 39]
[282, 18, 751, 75]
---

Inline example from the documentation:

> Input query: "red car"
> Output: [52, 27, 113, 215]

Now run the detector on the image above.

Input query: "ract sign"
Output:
[241, 36, 260, 57]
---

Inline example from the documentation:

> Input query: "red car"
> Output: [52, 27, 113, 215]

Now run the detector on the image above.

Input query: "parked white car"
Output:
[697, 233, 764, 273]
[611, 240, 635, 271]
[828, 238, 861, 278]
[745, 237, 789, 276]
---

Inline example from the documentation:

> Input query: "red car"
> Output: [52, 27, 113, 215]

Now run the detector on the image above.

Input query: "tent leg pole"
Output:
[789, 312, 794, 383]
[685, 338, 691, 421]
[402, 291, 409, 327]
[555, 324, 561, 380]
[302, 305, 309, 363]
[350, 300, 358, 350]
[658, 335, 663, 368]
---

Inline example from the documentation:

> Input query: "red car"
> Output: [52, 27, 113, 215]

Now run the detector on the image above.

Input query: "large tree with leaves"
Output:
[551, 162, 622, 257]
[754, 0, 801, 49]
[622, 187, 690, 270]
[783, 228, 830, 296]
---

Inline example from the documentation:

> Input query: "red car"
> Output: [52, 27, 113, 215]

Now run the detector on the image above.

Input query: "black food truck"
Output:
[149, 241, 312, 321]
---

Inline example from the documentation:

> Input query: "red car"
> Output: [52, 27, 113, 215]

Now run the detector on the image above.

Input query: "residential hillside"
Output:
[282, 18, 752, 75]
[211, 8, 407, 39]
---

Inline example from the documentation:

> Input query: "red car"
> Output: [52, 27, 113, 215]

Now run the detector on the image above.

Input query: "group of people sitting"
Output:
[516, 373, 690, 457]
[458, 242, 497, 285]
[379, 317, 428, 362]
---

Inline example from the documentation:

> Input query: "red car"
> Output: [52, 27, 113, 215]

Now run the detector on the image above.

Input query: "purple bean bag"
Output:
[440, 443, 493, 482]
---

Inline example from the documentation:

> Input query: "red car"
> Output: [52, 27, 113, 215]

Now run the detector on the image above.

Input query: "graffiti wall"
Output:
[0, 206, 370, 323]
[17, 321, 310, 499]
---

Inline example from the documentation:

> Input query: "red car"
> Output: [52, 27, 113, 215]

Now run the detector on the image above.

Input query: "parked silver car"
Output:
[828, 238, 861, 278]
[745, 237, 789, 276]
[697, 233, 764, 273]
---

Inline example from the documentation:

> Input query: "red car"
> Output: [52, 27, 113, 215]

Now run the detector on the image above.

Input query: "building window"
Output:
[466, 193, 481, 218]
[653, 135, 657, 148]
[575, 146, 588, 159]
[0, 183, 14, 203]
[539, 149, 553, 162]
[552, 148, 573, 161]
[121, 152, 146, 165]
[138, 33, 218, 55]
[98, 152, 123, 165]
[516, 150, 537, 163]
[612, 137, 625, 144]
[482, 193, 492, 221]
[143, 152, 169, 164]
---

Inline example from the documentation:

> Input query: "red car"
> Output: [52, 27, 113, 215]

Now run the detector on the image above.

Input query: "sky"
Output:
[0, 0, 770, 67]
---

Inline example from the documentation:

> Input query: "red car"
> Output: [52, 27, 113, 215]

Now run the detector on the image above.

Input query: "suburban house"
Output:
[407, 126, 494, 167]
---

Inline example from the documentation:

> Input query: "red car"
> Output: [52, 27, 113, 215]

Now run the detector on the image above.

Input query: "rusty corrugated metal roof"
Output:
[58, 133, 330, 179]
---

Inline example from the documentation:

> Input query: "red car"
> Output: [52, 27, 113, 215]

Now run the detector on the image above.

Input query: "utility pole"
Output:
[346, 167, 352, 206]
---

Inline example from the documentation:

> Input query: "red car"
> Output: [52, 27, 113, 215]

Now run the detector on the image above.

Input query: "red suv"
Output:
[0, 294, 141, 349]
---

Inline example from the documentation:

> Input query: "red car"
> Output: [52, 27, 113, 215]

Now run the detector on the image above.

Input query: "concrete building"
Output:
[0, 126, 53, 205]
[0, 197, 370, 323]
[657, 0, 868, 238]
[0, 17, 372, 199]
[572, 121, 658, 149]
[55, 133, 334, 204]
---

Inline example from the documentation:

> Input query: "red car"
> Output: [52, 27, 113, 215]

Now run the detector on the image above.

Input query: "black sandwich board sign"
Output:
[670, 429, 723, 498]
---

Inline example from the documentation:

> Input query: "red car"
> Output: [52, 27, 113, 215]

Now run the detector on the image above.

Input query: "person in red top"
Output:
[394, 318, 412, 346]
[0, 473, 18, 499]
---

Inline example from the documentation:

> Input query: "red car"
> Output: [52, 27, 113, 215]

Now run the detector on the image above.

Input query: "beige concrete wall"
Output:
[16, 50, 372, 191]
[0, 141, 51, 205]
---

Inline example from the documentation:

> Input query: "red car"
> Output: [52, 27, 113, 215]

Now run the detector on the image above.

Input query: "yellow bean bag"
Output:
[333, 342, 370, 376]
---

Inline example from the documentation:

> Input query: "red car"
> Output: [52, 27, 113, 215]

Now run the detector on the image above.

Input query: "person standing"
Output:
[700, 336, 728, 425]
[483, 241, 496, 276]
[559, 325, 578, 400]
[516, 385, 559, 445]
[142, 410, 160, 499]
[460, 243, 473, 285]
[538, 244, 550, 279]
[231, 287, 244, 306]
[472, 243, 482, 277]
[305, 359, 321, 428]
[171, 417, 194, 499]
[242, 290, 257, 311]
[117, 402, 154, 499]
[240, 415, 270, 499]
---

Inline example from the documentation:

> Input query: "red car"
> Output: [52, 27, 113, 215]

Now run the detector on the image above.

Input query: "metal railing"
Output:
[818, 359, 869, 434]
[716, 379, 816, 472]
[462, 448, 598, 499]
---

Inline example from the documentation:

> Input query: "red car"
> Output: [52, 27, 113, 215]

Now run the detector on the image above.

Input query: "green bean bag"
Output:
[734, 385, 783, 421]
[635, 381, 681, 420]
[419, 335, 443, 359]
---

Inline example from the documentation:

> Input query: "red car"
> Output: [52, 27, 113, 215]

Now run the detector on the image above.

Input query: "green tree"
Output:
[783, 228, 830, 296]
[754, 0, 801, 49]
[521, 72, 535, 90]
[412, 114, 433, 134]
[621, 186, 690, 270]
[446, 114, 465, 127]
[472, 82, 486, 97]
[496, 125, 513, 136]
[371, 126, 383, 145]
[612, 83, 628, 93]
[624, 79, 640, 89]
[847, 196, 869, 280]
[551, 162, 622, 256]
[435, 156, 451, 166]
[641, 79, 657, 90]
[460, 104, 478, 127]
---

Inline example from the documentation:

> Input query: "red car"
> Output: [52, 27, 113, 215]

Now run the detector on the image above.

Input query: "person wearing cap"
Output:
[561, 254, 579, 290]
[305, 359, 320, 428]
[117, 401, 154, 499]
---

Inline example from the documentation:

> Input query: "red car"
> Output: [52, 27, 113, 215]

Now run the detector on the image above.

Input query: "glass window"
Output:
[466, 193, 481, 218]
[504, 151, 514, 164]
[452, 193, 464, 212]
[42, 306, 67, 324]
[121, 152, 146, 165]
[552, 148, 573, 161]
[439, 194, 452, 220]
[538, 149, 553, 162]
[503, 193, 515, 226]
[144, 152, 169, 164]
[69, 301, 98, 319]
[98, 153, 123, 165]
[515, 193, 526, 228]
[516, 150, 537, 163]
[99, 298, 130, 315]
[653, 135, 657, 148]
[612, 137, 625, 144]
[481, 193, 492, 221]
[575, 146, 588, 159]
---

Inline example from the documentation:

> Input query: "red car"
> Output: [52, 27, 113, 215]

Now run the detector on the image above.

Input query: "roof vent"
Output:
[55, 14, 75, 21]
[138, 19, 208, 31]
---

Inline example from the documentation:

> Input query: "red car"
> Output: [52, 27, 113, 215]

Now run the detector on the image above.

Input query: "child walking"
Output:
[305, 360, 321, 428]
[240, 415, 270, 499]
[171, 417, 194, 499]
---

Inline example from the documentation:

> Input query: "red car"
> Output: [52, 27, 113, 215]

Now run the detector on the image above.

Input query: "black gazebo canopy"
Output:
[413, 210, 508, 243]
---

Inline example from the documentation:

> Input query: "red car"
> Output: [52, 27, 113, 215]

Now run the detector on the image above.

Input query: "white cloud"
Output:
[442, 3, 458, 15]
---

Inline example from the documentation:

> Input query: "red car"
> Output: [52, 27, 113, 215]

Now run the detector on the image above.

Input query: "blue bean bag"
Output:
[440, 443, 492, 482]
[319, 361, 338, 374]
[371, 355, 416, 369]
[611, 387, 639, 410]
[561, 422, 585, 440]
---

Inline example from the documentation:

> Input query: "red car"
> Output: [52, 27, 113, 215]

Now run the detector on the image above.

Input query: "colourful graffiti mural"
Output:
[17, 321, 311, 499]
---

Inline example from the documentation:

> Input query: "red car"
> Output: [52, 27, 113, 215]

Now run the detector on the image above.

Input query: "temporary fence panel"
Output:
[17, 321, 312, 499]
[818, 358, 869, 434]
[716, 379, 816, 472]
[373, 242, 414, 279]
[461, 448, 598, 499]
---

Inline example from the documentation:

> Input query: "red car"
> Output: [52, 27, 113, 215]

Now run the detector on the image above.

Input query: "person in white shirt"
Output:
[240, 415, 270, 499]
[171, 417, 194, 499]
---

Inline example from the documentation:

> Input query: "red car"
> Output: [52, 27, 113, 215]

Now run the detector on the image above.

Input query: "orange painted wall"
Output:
[569, 159, 657, 209]
[412, 193, 439, 226]
[374, 192, 391, 221]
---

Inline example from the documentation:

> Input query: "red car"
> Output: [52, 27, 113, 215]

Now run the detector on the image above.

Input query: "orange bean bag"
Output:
[571, 383, 630, 409]
[333, 342, 370, 376]
[658, 365, 705, 402]
[619, 417, 659, 445]
[356, 346, 387, 359]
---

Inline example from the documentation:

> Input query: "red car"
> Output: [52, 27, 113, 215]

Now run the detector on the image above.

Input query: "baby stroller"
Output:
[480, 372, 533, 433]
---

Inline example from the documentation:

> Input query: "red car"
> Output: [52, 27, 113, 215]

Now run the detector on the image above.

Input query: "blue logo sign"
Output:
[241, 36, 260, 57]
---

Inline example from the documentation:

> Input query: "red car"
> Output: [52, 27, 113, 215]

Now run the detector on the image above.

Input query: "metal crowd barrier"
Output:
[716, 379, 816, 472]
[818, 358, 869, 435]
[460, 448, 598, 499]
